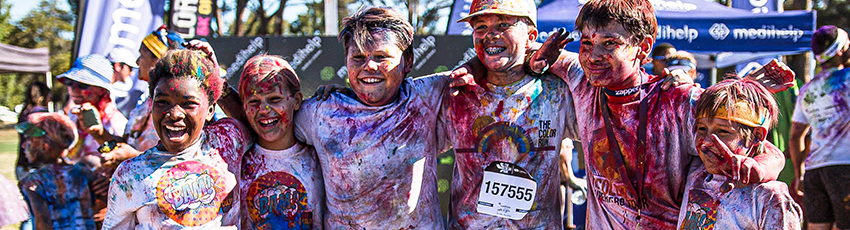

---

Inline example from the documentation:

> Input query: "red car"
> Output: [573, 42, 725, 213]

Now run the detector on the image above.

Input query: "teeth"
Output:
[362, 78, 381, 83]
[486, 47, 506, 55]
[259, 118, 278, 125]
[165, 125, 185, 132]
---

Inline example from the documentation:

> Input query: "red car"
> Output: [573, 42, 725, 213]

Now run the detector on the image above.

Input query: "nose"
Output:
[136, 57, 141, 67]
[485, 29, 501, 40]
[165, 106, 186, 120]
[364, 59, 380, 71]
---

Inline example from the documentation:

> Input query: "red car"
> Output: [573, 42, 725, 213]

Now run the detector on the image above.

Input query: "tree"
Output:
[290, 0, 325, 35]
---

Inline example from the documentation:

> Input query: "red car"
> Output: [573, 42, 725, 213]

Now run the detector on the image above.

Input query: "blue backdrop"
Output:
[76, 0, 165, 60]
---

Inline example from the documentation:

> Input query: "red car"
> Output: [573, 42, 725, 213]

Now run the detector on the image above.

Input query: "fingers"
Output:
[91, 177, 110, 196]
[709, 134, 739, 180]
[660, 69, 673, 90]
[322, 86, 333, 101]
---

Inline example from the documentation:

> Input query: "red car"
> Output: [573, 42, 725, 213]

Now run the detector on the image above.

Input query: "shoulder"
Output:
[751, 181, 793, 200]
[206, 118, 249, 136]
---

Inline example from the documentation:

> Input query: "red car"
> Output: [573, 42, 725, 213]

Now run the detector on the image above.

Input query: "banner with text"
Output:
[76, 0, 165, 60]
[169, 0, 215, 38]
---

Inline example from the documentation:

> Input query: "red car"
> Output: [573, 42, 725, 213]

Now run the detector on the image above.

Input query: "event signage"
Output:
[76, 0, 165, 60]
[447, 0, 474, 35]
[732, 0, 777, 13]
[169, 0, 215, 38]
[205, 35, 475, 97]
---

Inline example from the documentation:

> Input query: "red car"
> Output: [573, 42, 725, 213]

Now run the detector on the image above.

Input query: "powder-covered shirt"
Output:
[442, 74, 579, 229]
[552, 52, 703, 229]
[124, 97, 158, 152]
[295, 74, 450, 229]
[791, 68, 850, 170]
[67, 102, 128, 169]
[103, 118, 252, 229]
[19, 164, 96, 230]
[239, 143, 324, 230]
[677, 164, 802, 229]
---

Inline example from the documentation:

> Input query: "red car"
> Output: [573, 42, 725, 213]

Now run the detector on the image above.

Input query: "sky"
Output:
[7, 0, 70, 22]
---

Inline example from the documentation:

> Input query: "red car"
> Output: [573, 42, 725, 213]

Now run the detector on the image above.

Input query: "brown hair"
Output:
[149, 50, 224, 103]
[696, 77, 779, 137]
[575, 0, 657, 45]
[338, 6, 414, 65]
[238, 54, 301, 100]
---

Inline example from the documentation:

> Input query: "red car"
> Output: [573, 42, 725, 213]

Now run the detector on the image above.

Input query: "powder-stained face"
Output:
[152, 78, 214, 153]
[242, 79, 301, 149]
[470, 14, 536, 73]
[346, 30, 408, 107]
[66, 80, 107, 105]
[23, 137, 50, 164]
[695, 117, 753, 175]
[579, 22, 650, 89]
[137, 45, 157, 82]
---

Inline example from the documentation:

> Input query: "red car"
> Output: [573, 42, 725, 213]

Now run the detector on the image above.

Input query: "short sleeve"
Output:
[102, 162, 138, 229]
[295, 99, 318, 145]
[558, 81, 580, 140]
[549, 51, 584, 91]
[791, 89, 809, 124]
[757, 185, 803, 229]
[206, 118, 255, 159]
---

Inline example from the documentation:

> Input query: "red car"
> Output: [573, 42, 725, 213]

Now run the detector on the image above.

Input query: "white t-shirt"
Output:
[295, 74, 450, 229]
[239, 143, 324, 230]
[442, 74, 579, 229]
[791, 68, 850, 170]
[103, 118, 252, 229]
[678, 165, 802, 229]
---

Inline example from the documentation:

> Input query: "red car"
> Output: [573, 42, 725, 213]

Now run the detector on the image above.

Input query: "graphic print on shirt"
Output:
[246, 171, 312, 230]
[679, 189, 719, 230]
[156, 160, 227, 226]
[589, 126, 650, 210]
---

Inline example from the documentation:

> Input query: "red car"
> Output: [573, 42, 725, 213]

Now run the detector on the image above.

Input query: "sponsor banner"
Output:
[731, 0, 777, 13]
[205, 35, 475, 97]
[169, 0, 216, 38]
[76, 0, 165, 60]
[735, 56, 780, 77]
[447, 0, 475, 35]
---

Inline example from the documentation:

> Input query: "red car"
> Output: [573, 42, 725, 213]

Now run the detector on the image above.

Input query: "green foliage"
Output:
[0, 3, 12, 41]
[290, 0, 325, 36]
[813, 0, 850, 28]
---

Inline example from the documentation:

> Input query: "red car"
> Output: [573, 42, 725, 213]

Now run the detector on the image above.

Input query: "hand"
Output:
[526, 28, 572, 75]
[71, 103, 108, 141]
[792, 176, 804, 197]
[660, 68, 697, 91]
[312, 84, 352, 101]
[93, 207, 107, 222]
[90, 170, 111, 197]
[703, 134, 755, 192]
[184, 40, 220, 71]
[744, 59, 795, 93]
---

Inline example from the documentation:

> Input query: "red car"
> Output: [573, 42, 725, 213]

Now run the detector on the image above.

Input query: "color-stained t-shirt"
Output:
[239, 143, 324, 230]
[19, 164, 96, 230]
[442, 73, 579, 229]
[103, 118, 252, 229]
[67, 102, 128, 169]
[677, 164, 802, 230]
[295, 74, 450, 229]
[792, 68, 850, 170]
[124, 97, 158, 152]
[551, 52, 703, 229]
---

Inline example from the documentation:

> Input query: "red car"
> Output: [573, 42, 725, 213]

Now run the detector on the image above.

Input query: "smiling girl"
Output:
[237, 55, 324, 229]
[103, 50, 253, 229]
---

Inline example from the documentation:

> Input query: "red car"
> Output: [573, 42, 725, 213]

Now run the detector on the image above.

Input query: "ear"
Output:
[527, 27, 539, 48]
[402, 50, 413, 75]
[753, 126, 768, 143]
[637, 35, 655, 65]
[113, 62, 122, 72]
[293, 92, 303, 111]
[206, 103, 216, 121]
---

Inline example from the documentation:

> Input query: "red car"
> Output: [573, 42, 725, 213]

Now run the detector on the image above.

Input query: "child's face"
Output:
[66, 80, 107, 105]
[471, 14, 535, 73]
[242, 80, 301, 146]
[695, 117, 754, 175]
[137, 45, 157, 82]
[152, 78, 214, 153]
[579, 22, 649, 89]
[346, 31, 408, 107]
[23, 137, 57, 164]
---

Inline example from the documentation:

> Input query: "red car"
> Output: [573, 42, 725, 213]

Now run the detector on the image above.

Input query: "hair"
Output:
[29, 112, 77, 150]
[149, 50, 223, 103]
[666, 51, 696, 65]
[811, 25, 841, 55]
[338, 6, 414, 64]
[24, 81, 51, 107]
[239, 54, 301, 100]
[695, 77, 779, 138]
[651, 43, 675, 57]
[575, 0, 657, 45]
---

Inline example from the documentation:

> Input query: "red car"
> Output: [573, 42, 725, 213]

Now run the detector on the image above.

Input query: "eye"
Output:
[499, 22, 511, 28]
[581, 40, 593, 46]
[474, 24, 487, 30]
[269, 96, 283, 103]
[246, 99, 260, 106]
[350, 54, 366, 61]
[154, 99, 169, 106]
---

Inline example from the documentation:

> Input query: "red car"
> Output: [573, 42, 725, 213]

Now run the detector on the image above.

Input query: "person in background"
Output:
[651, 42, 676, 76]
[790, 25, 850, 230]
[16, 112, 96, 230]
[107, 50, 144, 117]
[58, 54, 128, 225]
[665, 51, 699, 82]
[16, 82, 51, 179]
[680, 77, 801, 229]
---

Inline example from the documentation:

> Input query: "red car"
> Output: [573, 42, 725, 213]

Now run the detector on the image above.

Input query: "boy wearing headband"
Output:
[789, 25, 850, 230]
[680, 78, 801, 229]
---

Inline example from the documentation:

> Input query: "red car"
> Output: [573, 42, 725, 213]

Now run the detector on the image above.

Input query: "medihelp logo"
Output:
[708, 23, 805, 42]
[658, 25, 699, 43]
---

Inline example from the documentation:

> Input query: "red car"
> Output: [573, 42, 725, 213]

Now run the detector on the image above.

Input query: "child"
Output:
[680, 78, 801, 229]
[238, 55, 324, 229]
[103, 49, 253, 229]
[16, 112, 96, 229]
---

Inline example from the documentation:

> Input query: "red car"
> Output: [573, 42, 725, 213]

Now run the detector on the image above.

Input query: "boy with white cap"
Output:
[106, 49, 145, 117]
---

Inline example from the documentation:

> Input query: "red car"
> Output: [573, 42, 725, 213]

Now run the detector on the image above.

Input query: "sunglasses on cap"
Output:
[61, 78, 91, 90]
[14, 122, 47, 138]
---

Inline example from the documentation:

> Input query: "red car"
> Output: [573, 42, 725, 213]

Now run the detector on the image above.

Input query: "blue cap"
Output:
[58, 54, 114, 93]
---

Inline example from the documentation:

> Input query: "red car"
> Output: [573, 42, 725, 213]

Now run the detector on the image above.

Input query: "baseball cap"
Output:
[457, 0, 538, 27]
[107, 48, 139, 68]
[58, 54, 114, 93]
[15, 112, 78, 150]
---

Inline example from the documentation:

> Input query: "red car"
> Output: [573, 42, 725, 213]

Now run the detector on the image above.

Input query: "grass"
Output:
[0, 128, 22, 230]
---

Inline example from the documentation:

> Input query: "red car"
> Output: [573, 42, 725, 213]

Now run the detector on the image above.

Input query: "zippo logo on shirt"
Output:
[247, 171, 312, 230]
[156, 161, 227, 227]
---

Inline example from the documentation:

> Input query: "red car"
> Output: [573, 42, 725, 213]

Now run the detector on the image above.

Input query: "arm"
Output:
[759, 189, 803, 230]
[21, 183, 54, 230]
[216, 85, 251, 129]
[101, 166, 137, 229]
[788, 122, 810, 196]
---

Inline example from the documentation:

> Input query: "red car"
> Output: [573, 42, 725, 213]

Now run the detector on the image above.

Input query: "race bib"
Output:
[476, 161, 537, 220]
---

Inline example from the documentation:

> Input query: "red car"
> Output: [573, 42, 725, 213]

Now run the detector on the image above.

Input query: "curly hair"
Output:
[238, 54, 301, 101]
[149, 49, 223, 103]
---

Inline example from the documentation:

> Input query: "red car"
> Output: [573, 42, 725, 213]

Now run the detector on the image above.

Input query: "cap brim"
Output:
[57, 68, 113, 93]
[456, 10, 536, 27]
[667, 65, 694, 72]
[14, 122, 31, 134]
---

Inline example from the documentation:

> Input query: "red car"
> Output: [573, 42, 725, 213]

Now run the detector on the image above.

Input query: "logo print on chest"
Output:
[247, 171, 312, 229]
[156, 161, 227, 226]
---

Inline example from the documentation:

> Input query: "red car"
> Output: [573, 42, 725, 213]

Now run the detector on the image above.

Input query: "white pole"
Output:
[324, 0, 339, 35]
[46, 71, 54, 112]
